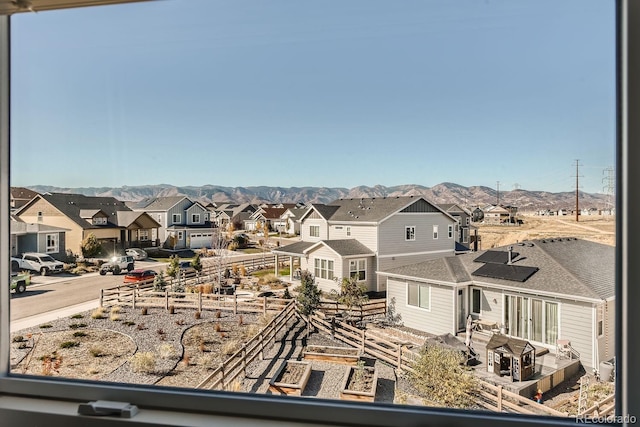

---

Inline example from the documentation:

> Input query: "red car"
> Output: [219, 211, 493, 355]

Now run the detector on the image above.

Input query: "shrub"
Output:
[70, 314, 84, 319]
[136, 323, 146, 331]
[123, 321, 136, 326]
[111, 306, 121, 314]
[194, 311, 202, 320]
[109, 312, 121, 321]
[91, 308, 105, 319]
[89, 347, 104, 357]
[129, 352, 156, 373]
[157, 343, 176, 359]
[214, 323, 222, 332]
[169, 305, 175, 314]
[282, 287, 292, 299]
[237, 315, 244, 326]
[239, 265, 247, 277]
[141, 307, 148, 315]
[215, 310, 221, 319]
[72, 331, 88, 338]
[39, 324, 53, 329]
[60, 341, 80, 349]
[222, 339, 241, 355]
[69, 323, 87, 329]
[12, 335, 24, 343]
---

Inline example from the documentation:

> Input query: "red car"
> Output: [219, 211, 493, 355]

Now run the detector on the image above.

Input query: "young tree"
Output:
[81, 233, 102, 258]
[191, 252, 203, 283]
[295, 270, 321, 336]
[153, 271, 167, 291]
[335, 276, 369, 322]
[165, 255, 181, 291]
[409, 344, 479, 409]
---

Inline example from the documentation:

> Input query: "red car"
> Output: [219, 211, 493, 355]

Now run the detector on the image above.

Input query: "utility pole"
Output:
[496, 181, 500, 206]
[602, 166, 615, 213]
[573, 159, 582, 222]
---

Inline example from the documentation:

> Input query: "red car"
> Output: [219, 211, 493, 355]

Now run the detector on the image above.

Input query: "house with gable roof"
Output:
[128, 196, 215, 249]
[376, 238, 615, 370]
[15, 193, 160, 256]
[272, 196, 457, 293]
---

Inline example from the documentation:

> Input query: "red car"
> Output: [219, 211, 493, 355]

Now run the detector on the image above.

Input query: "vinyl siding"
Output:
[377, 212, 456, 256]
[477, 288, 503, 326]
[308, 246, 340, 293]
[301, 218, 328, 242]
[338, 256, 376, 293]
[18, 200, 84, 254]
[167, 199, 192, 226]
[329, 224, 378, 251]
[386, 278, 454, 335]
[560, 300, 594, 369]
[186, 204, 207, 225]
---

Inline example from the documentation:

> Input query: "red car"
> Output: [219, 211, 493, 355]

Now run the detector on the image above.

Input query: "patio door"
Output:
[504, 295, 529, 339]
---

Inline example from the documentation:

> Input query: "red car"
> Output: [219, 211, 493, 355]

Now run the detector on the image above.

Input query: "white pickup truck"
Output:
[11, 252, 65, 276]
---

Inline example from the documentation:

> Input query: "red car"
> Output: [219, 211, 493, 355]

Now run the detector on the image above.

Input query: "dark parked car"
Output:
[123, 269, 157, 284]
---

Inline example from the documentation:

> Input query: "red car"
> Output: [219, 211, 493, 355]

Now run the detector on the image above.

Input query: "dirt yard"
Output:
[476, 215, 615, 249]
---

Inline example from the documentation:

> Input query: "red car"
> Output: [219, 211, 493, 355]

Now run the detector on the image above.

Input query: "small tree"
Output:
[153, 271, 167, 291]
[165, 255, 181, 291]
[191, 252, 203, 283]
[409, 344, 479, 409]
[335, 276, 368, 322]
[295, 270, 321, 336]
[81, 233, 102, 258]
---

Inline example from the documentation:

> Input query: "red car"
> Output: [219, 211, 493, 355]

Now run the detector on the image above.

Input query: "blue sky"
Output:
[10, 0, 616, 194]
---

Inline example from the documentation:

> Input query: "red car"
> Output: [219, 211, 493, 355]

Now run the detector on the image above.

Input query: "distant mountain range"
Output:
[26, 183, 614, 211]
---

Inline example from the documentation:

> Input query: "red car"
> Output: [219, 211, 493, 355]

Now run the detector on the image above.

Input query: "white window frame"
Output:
[433, 225, 438, 239]
[172, 213, 181, 224]
[0, 4, 634, 427]
[138, 230, 149, 241]
[448, 224, 453, 238]
[407, 282, 430, 311]
[346, 226, 351, 236]
[192, 213, 200, 223]
[313, 257, 334, 280]
[177, 231, 184, 241]
[45, 233, 58, 253]
[309, 225, 320, 237]
[405, 226, 415, 241]
[349, 259, 366, 281]
[471, 287, 481, 315]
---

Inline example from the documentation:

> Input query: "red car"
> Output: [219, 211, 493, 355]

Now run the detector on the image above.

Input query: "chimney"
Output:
[508, 246, 513, 264]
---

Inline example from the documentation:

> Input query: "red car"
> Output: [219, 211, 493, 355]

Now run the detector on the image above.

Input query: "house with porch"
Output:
[10, 218, 68, 260]
[128, 196, 216, 249]
[15, 193, 160, 256]
[279, 206, 310, 235]
[376, 238, 615, 370]
[272, 196, 458, 293]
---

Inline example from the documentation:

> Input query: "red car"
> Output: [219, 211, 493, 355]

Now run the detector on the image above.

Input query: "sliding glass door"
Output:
[505, 295, 558, 345]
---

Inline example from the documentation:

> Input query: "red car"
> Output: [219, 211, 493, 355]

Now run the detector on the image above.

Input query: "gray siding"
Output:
[377, 212, 456, 257]
[308, 246, 340, 294]
[186, 204, 208, 225]
[477, 288, 503, 326]
[560, 300, 595, 369]
[386, 278, 454, 335]
[19, 234, 38, 254]
[329, 224, 378, 251]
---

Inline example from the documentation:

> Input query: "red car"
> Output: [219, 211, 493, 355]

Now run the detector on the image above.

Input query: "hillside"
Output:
[26, 182, 613, 211]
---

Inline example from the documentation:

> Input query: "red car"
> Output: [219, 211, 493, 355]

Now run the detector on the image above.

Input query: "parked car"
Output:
[99, 255, 135, 275]
[125, 248, 148, 260]
[10, 271, 31, 294]
[11, 252, 65, 276]
[123, 269, 157, 284]
[179, 260, 197, 276]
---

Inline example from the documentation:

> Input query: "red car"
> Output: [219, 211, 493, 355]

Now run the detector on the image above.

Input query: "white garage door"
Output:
[189, 233, 213, 249]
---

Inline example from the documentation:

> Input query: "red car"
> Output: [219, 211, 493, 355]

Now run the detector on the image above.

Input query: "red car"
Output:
[123, 269, 157, 284]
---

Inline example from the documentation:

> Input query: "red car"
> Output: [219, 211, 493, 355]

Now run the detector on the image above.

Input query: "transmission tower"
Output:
[602, 166, 615, 212]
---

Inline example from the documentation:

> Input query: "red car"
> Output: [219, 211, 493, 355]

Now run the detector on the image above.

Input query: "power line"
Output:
[572, 159, 583, 222]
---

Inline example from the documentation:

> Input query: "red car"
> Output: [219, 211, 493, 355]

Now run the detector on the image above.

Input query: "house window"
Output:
[314, 258, 334, 280]
[45, 234, 58, 253]
[448, 224, 453, 238]
[37, 211, 42, 222]
[309, 225, 320, 237]
[349, 259, 366, 281]
[433, 225, 439, 239]
[177, 231, 184, 240]
[506, 296, 559, 345]
[405, 226, 415, 241]
[466, 217, 470, 225]
[471, 288, 481, 314]
[157, 214, 162, 223]
[346, 226, 351, 236]
[172, 213, 181, 224]
[139, 230, 149, 241]
[598, 320, 604, 337]
[408, 282, 430, 310]
[92, 217, 106, 225]
[192, 213, 200, 223]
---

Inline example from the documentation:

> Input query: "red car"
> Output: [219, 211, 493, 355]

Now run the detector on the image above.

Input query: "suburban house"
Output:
[128, 196, 215, 249]
[436, 203, 475, 247]
[10, 187, 39, 212]
[244, 207, 287, 232]
[481, 204, 518, 224]
[211, 203, 258, 229]
[10, 218, 68, 260]
[15, 193, 161, 256]
[272, 196, 458, 293]
[279, 206, 310, 235]
[376, 238, 615, 370]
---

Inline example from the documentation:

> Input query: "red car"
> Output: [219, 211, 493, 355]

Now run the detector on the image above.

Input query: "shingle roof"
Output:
[325, 196, 440, 222]
[379, 238, 615, 301]
[317, 239, 375, 257]
[137, 196, 187, 211]
[272, 241, 315, 256]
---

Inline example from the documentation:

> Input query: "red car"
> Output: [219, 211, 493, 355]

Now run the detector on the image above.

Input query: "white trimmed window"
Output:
[448, 224, 453, 238]
[349, 259, 366, 281]
[309, 225, 320, 237]
[45, 234, 58, 253]
[139, 230, 149, 241]
[192, 213, 200, 223]
[405, 226, 415, 241]
[408, 282, 430, 310]
[471, 288, 481, 315]
[314, 258, 334, 280]
[172, 213, 181, 223]
[433, 225, 439, 239]
[346, 226, 351, 236]
[177, 231, 184, 240]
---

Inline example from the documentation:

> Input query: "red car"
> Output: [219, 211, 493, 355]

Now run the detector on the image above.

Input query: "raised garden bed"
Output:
[339, 365, 378, 402]
[268, 360, 312, 396]
[303, 345, 361, 365]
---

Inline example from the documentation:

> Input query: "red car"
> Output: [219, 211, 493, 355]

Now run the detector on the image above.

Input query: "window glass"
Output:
[5, 0, 617, 424]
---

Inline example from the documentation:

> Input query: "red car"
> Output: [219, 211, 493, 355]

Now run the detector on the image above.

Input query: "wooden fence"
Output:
[476, 382, 568, 417]
[196, 300, 298, 390]
[316, 299, 387, 321]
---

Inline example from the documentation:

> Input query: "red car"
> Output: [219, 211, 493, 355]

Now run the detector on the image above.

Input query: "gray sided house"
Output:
[10, 221, 67, 260]
[128, 197, 215, 249]
[377, 238, 615, 370]
[273, 196, 457, 294]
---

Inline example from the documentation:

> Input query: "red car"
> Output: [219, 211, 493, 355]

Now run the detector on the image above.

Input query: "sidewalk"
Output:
[11, 300, 100, 333]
